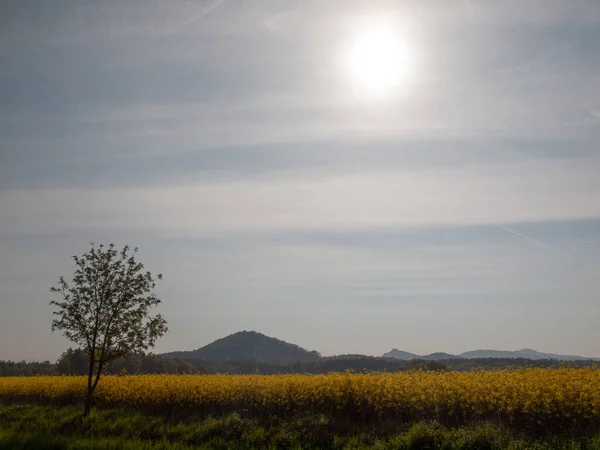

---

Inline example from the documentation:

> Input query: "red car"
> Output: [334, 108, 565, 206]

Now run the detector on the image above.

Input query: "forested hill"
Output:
[160, 331, 321, 364]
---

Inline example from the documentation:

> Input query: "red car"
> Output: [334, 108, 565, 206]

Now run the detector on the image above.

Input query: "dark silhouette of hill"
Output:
[382, 349, 419, 360]
[161, 331, 599, 369]
[161, 331, 321, 364]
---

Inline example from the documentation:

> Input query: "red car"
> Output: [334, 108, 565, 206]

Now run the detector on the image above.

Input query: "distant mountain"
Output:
[382, 349, 420, 360]
[161, 331, 321, 364]
[384, 348, 598, 361]
[459, 349, 598, 361]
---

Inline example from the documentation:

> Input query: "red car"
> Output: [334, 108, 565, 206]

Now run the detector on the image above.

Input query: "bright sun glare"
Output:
[344, 17, 412, 98]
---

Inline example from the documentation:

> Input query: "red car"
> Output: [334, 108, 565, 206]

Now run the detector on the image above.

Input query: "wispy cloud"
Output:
[2, 156, 600, 237]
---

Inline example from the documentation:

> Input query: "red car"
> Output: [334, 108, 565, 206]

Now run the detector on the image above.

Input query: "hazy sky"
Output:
[1, 0, 600, 361]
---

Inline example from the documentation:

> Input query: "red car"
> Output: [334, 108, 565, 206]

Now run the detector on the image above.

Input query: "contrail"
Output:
[160, 0, 225, 38]
[494, 223, 575, 258]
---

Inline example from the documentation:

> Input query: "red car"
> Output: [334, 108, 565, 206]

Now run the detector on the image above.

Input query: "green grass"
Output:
[2, 403, 600, 449]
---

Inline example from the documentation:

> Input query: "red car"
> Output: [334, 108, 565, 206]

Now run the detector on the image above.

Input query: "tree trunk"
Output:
[84, 353, 96, 417]
[85, 352, 106, 417]
[83, 386, 94, 417]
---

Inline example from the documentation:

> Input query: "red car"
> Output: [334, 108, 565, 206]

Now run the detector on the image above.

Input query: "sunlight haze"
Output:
[342, 14, 414, 99]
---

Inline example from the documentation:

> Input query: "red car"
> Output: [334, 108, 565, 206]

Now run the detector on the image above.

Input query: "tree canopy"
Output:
[50, 243, 167, 415]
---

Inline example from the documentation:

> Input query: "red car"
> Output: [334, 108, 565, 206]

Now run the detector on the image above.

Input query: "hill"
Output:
[160, 331, 321, 364]
[382, 349, 420, 360]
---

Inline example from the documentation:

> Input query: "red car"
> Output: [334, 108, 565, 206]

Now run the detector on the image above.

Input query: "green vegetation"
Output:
[2, 403, 600, 449]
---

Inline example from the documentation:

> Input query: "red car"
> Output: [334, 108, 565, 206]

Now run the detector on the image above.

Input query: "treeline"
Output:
[182, 356, 447, 374]
[2, 350, 597, 377]
[440, 358, 597, 371]
[59, 349, 197, 375]
[0, 349, 197, 377]
[0, 360, 56, 377]
[0, 352, 438, 376]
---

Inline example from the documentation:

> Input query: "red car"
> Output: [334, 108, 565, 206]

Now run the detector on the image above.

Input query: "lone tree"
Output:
[50, 243, 167, 416]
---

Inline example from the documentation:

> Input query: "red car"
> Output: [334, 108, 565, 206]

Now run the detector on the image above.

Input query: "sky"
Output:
[1, 0, 600, 362]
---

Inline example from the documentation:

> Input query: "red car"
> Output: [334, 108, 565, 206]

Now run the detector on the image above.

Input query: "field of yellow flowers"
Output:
[2, 368, 600, 431]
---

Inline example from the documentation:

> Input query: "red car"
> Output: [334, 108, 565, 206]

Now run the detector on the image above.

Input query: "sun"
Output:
[343, 17, 412, 98]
